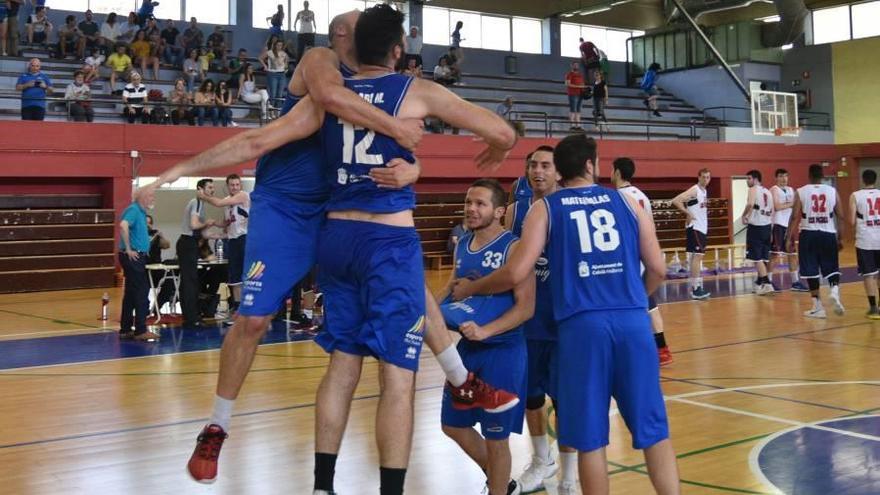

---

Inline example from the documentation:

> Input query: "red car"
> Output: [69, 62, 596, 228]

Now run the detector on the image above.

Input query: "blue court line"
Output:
[0, 383, 445, 450]
[661, 376, 862, 414]
[784, 335, 880, 351]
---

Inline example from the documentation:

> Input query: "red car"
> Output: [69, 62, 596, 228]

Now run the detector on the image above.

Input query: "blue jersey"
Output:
[254, 93, 329, 202]
[321, 73, 416, 213]
[444, 230, 522, 345]
[513, 176, 532, 202]
[511, 198, 555, 341]
[545, 185, 647, 322]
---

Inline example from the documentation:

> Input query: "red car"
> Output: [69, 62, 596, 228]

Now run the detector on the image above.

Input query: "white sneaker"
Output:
[517, 457, 559, 493]
[757, 283, 775, 296]
[804, 307, 827, 319]
[831, 296, 845, 315]
[557, 480, 580, 495]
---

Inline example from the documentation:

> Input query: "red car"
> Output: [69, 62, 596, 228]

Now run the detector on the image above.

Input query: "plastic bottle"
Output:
[101, 292, 110, 320]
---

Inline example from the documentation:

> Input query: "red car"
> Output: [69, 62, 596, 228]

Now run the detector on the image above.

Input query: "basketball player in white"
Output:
[769, 169, 808, 291]
[672, 169, 711, 300]
[741, 170, 775, 295]
[849, 169, 880, 319]
[200, 174, 250, 313]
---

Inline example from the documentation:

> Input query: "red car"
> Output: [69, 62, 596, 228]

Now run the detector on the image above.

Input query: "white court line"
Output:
[0, 328, 114, 339]
[668, 380, 880, 400]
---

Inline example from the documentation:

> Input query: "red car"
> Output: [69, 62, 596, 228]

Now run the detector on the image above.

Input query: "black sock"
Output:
[314, 452, 338, 492]
[870, 296, 877, 309]
[654, 332, 667, 349]
[829, 274, 840, 286]
[380, 467, 407, 495]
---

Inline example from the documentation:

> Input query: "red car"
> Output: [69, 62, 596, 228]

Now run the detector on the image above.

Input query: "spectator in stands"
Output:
[450, 20, 464, 64]
[181, 17, 203, 55]
[447, 221, 468, 254]
[495, 96, 525, 137]
[161, 19, 183, 68]
[57, 14, 81, 58]
[592, 70, 609, 126]
[77, 10, 101, 59]
[82, 46, 104, 83]
[294, 1, 316, 57]
[446, 46, 462, 81]
[403, 57, 422, 78]
[168, 77, 194, 125]
[122, 71, 152, 123]
[405, 26, 422, 69]
[261, 38, 288, 104]
[239, 63, 271, 119]
[0, 1, 8, 57]
[106, 43, 133, 93]
[15, 57, 51, 121]
[197, 46, 214, 79]
[215, 79, 234, 127]
[65, 70, 94, 122]
[148, 31, 163, 77]
[130, 30, 158, 80]
[26, 7, 52, 46]
[267, 4, 284, 43]
[100, 12, 123, 50]
[433, 55, 456, 86]
[282, 33, 298, 64]
[5, 0, 22, 57]
[194, 78, 218, 126]
[641, 62, 662, 117]
[137, 1, 159, 26]
[183, 48, 200, 91]
[118, 186, 160, 341]
[579, 36, 601, 83]
[227, 48, 247, 89]
[565, 61, 585, 129]
[118, 12, 139, 44]
[142, 17, 160, 39]
[207, 25, 227, 69]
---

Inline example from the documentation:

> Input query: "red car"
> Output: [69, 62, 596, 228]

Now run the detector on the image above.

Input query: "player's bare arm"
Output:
[671, 185, 697, 222]
[773, 188, 792, 211]
[199, 190, 249, 208]
[849, 192, 858, 228]
[786, 193, 803, 252]
[834, 191, 845, 248]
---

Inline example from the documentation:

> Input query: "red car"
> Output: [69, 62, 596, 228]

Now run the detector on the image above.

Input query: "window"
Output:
[560, 23, 582, 58]
[186, 0, 229, 25]
[90, 0, 137, 15]
[253, 0, 288, 29]
[852, 1, 880, 40]
[423, 7, 450, 46]
[481, 16, 510, 51]
[152, 0, 181, 20]
[306, 0, 330, 35]
[512, 18, 542, 54]
[812, 5, 851, 44]
[561, 22, 642, 61]
[50, 0, 89, 11]
[450, 11, 482, 49]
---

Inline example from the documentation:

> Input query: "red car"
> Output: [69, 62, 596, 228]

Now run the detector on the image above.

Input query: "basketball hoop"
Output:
[774, 126, 801, 137]
[752, 90, 799, 137]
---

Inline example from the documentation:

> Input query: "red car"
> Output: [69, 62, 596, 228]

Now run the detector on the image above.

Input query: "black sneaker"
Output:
[653, 110, 662, 117]
[507, 479, 522, 494]
[119, 330, 135, 339]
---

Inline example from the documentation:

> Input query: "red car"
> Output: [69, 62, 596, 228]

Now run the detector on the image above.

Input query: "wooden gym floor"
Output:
[0, 259, 879, 495]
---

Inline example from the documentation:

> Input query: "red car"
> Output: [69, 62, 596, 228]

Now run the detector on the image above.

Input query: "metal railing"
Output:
[508, 110, 721, 141]
[702, 106, 831, 130]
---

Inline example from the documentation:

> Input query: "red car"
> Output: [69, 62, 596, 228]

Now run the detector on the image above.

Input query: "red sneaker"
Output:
[187, 424, 228, 484]
[658, 346, 673, 367]
[447, 372, 519, 413]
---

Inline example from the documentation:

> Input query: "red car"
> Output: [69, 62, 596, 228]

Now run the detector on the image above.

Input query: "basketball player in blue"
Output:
[505, 145, 579, 494]
[508, 152, 533, 204]
[438, 179, 534, 495]
[453, 134, 681, 495]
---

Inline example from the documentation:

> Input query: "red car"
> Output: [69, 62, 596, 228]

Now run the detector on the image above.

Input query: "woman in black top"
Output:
[591, 70, 609, 126]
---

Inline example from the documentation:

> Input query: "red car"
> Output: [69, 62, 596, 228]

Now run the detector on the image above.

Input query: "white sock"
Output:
[813, 296, 824, 310]
[690, 278, 698, 290]
[209, 395, 235, 431]
[437, 344, 468, 387]
[830, 285, 841, 301]
[791, 270, 800, 282]
[530, 434, 551, 464]
[559, 451, 578, 483]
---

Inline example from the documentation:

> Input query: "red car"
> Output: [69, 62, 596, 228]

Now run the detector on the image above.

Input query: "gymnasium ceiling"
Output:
[424, 0, 857, 31]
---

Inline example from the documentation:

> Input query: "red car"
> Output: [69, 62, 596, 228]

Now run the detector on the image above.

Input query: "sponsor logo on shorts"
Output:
[404, 315, 425, 349]
[406, 346, 418, 360]
[243, 293, 255, 306]
[245, 261, 266, 281]
[486, 425, 504, 433]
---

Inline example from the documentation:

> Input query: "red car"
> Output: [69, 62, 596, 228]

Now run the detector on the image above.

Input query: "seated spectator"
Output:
[57, 14, 81, 58]
[106, 43, 133, 94]
[122, 71, 152, 124]
[182, 48, 200, 91]
[167, 77, 195, 125]
[118, 12, 139, 44]
[130, 30, 159, 80]
[65, 70, 94, 122]
[193, 79, 218, 126]
[433, 56, 456, 86]
[77, 10, 101, 58]
[161, 19, 183, 68]
[142, 16, 160, 39]
[197, 46, 215, 78]
[207, 25, 227, 69]
[100, 12, 123, 50]
[148, 31, 164, 77]
[447, 221, 467, 254]
[26, 7, 53, 46]
[495, 96, 525, 137]
[446, 46, 462, 80]
[181, 17, 203, 55]
[15, 57, 52, 121]
[82, 46, 105, 83]
[227, 48, 248, 89]
[403, 57, 422, 78]
[239, 63, 271, 119]
[215, 79, 234, 127]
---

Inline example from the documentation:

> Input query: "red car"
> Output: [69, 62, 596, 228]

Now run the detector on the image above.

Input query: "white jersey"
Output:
[685, 185, 708, 234]
[854, 188, 880, 250]
[797, 184, 837, 234]
[770, 185, 795, 227]
[225, 192, 250, 239]
[619, 185, 652, 215]
[748, 185, 774, 227]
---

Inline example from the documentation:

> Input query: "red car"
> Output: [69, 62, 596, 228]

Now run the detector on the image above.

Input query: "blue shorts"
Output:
[239, 190, 325, 316]
[526, 339, 557, 401]
[557, 310, 669, 452]
[226, 235, 246, 285]
[746, 224, 771, 263]
[857, 248, 880, 276]
[315, 219, 426, 371]
[441, 338, 527, 440]
[771, 224, 790, 254]
[798, 230, 840, 280]
[686, 227, 707, 254]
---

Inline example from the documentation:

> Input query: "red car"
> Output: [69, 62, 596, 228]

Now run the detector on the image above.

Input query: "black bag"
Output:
[581, 86, 593, 99]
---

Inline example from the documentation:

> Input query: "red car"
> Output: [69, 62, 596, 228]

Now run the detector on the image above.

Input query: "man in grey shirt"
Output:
[177, 178, 216, 327]
[405, 26, 422, 69]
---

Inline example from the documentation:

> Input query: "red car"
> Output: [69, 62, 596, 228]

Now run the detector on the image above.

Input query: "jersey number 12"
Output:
[340, 120, 384, 165]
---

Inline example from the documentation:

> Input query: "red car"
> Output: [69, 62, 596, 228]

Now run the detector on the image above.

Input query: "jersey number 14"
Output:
[570, 209, 621, 253]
